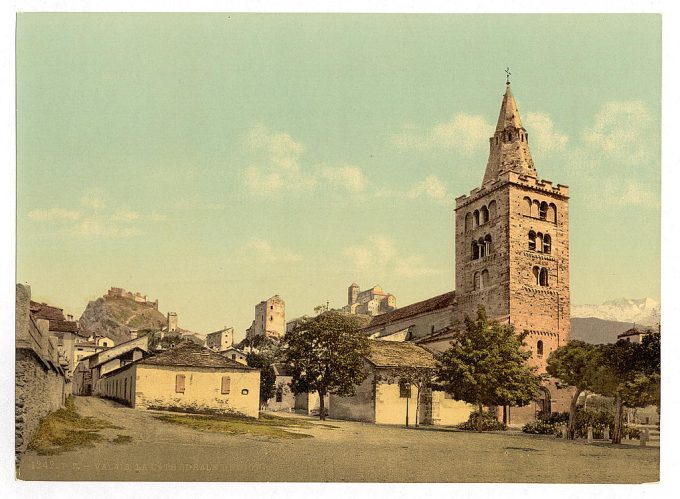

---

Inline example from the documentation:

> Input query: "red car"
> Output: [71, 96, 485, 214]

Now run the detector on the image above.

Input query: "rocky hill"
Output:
[79, 294, 167, 344]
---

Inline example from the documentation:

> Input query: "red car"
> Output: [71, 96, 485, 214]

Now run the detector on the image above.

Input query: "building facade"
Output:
[206, 327, 234, 351]
[245, 295, 285, 340]
[343, 283, 396, 316]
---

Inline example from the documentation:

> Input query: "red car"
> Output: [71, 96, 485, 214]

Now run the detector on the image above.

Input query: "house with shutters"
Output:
[94, 341, 260, 418]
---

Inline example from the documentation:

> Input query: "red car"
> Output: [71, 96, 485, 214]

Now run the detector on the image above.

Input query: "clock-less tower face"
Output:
[454, 83, 570, 372]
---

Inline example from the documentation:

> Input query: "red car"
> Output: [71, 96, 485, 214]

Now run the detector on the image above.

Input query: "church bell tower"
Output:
[454, 78, 571, 372]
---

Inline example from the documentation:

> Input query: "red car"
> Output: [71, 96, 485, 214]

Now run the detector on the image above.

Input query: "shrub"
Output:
[522, 420, 561, 436]
[537, 411, 569, 425]
[623, 426, 641, 440]
[456, 409, 506, 431]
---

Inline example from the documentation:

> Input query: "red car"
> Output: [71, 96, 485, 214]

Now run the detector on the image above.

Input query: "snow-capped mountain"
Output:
[571, 297, 660, 326]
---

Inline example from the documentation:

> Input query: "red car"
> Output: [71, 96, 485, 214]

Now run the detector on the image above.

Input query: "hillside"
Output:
[572, 297, 660, 326]
[570, 317, 654, 345]
[79, 295, 167, 344]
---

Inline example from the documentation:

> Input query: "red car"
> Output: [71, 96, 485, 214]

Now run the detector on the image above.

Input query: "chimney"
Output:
[67, 314, 73, 321]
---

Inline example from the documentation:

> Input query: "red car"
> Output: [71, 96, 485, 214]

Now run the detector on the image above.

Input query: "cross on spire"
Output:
[505, 67, 511, 85]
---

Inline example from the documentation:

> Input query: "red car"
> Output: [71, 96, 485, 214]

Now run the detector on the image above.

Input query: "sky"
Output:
[15, 13, 661, 339]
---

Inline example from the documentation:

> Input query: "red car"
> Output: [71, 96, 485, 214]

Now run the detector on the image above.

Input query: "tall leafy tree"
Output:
[436, 306, 541, 432]
[246, 351, 277, 409]
[281, 309, 370, 420]
[594, 331, 660, 444]
[546, 340, 602, 439]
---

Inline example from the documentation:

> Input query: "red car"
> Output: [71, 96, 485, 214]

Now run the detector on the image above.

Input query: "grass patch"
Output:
[154, 412, 318, 439]
[28, 396, 120, 455]
[111, 434, 133, 445]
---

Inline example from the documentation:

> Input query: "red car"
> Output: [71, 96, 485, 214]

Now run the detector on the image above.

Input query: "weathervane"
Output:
[505, 67, 511, 85]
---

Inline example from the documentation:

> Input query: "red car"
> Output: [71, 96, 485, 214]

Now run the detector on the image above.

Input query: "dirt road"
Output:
[18, 396, 659, 482]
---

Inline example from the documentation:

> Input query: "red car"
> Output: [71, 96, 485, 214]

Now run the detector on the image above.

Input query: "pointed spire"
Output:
[482, 81, 537, 185]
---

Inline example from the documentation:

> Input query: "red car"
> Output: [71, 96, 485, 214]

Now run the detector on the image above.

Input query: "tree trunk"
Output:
[414, 386, 420, 428]
[568, 388, 582, 440]
[612, 393, 623, 444]
[478, 402, 484, 432]
[318, 390, 326, 421]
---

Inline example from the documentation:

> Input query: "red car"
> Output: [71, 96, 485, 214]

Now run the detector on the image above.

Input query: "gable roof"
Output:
[139, 341, 255, 370]
[366, 340, 437, 369]
[365, 291, 456, 330]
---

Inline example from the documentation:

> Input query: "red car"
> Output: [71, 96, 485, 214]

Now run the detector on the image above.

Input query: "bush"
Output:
[522, 420, 561, 436]
[457, 409, 506, 431]
[537, 411, 569, 425]
[623, 426, 641, 440]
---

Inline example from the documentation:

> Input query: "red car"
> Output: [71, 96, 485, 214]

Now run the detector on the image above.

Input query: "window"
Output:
[399, 380, 411, 398]
[175, 374, 185, 393]
[473, 271, 480, 291]
[480, 206, 489, 224]
[536, 340, 544, 358]
[539, 202, 548, 220]
[270, 316, 273, 321]
[539, 268, 549, 287]
[488, 200, 497, 219]
[465, 212, 473, 232]
[102, 341, 108, 347]
[472, 241, 479, 260]
[543, 234, 552, 254]
[474, 210, 480, 227]
[523, 197, 532, 216]
[241, 389, 249, 395]
[532, 266, 540, 285]
[484, 234, 492, 255]
[232, 354, 236, 360]
[532, 200, 540, 218]
[528, 231, 536, 251]
[481, 269, 490, 289]
[548, 203, 557, 223]
[276, 387, 283, 403]
[221, 376, 231, 395]
[270, 305, 273, 310]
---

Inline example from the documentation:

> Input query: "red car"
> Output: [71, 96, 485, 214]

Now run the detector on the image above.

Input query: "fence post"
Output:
[587, 426, 593, 444]
[603, 426, 610, 441]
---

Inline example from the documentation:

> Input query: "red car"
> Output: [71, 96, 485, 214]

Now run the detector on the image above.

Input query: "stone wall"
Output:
[15, 284, 66, 461]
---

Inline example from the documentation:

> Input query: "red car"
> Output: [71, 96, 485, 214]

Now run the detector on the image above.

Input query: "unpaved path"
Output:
[18, 396, 659, 482]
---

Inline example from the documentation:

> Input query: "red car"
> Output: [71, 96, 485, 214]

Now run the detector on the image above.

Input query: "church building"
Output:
[363, 78, 573, 424]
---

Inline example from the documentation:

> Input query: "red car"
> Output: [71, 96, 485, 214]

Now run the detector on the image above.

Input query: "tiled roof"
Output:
[365, 291, 456, 330]
[48, 319, 80, 334]
[30, 301, 65, 321]
[139, 341, 255, 370]
[618, 327, 647, 337]
[366, 340, 437, 369]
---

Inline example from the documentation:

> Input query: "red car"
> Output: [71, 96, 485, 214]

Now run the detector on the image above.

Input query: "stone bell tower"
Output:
[454, 79, 570, 373]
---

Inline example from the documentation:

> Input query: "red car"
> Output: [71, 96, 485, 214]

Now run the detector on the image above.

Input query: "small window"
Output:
[276, 387, 283, 403]
[539, 267, 549, 287]
[241, 389, 249, 395]
[528, 231, 536, 251]
[399, 380, 411, 398]
[537, 340, 544, 358]
[539, 202, 548, 220]
[232, 354, 236, 360]
[102, 341, 108, 347]
[543, 234, 552, 254]
[270, 305, 273, 310]
[221, 376, 231, 395]
[270, 316, 273, 321]
[175, 374, 186, 393]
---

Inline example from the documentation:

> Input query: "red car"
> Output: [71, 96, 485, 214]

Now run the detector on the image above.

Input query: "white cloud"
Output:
[111, 208, 140, 222]
[599, 180, 659, 209]
[582, 101, 653, 163]
[242, 126, 316, 193]
[395, 255, 438, 278]
[524, 112, 569, 156]
[408, 175, 448, 201]
[28, 207, 81, 221]
[344, 234, 437, 278]
[70, 219, 140, 238]
[242, 238, 302, 264]
[393, 113, 493, 155]
[321, 165, 367, 192]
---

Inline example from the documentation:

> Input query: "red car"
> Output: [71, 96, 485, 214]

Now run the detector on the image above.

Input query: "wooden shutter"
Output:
[221, 376, 231, 395]
[175, 374, 185, 393]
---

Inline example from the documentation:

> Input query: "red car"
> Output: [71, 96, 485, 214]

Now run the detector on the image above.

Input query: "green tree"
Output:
[281, 309, 370, 420]
[436, 306, 541, 432]
[246, 352, 278, 408]
[377, 366, 436, 427]
[546, 340, 602, 439]
[594, 331, 660, 444]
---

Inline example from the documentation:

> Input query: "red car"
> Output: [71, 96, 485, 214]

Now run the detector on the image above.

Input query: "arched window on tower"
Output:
[537, 232, 544, 252]
[548, 203, 557, 223]
[536, 340, 544, 358]
[473, 272, 480, 291]
[478, 238, 486, 258]
[532, 266, 540, 286]
[528, 231, 536, 251]
[488, 200, 497, 219]
[484, 234, 492, 255]
[532, 200, 540, 218]
[539, 267, 549, 287]
[480, 206, 489, 224]
[471, 241, 479, 260]
[474, 210, 480, 227]
[523, 197, 532, 216]
[481, 269, 490, 289]
[539, 202, 548, 220]
[543, 234, 552, 254]
[465, 212, 473, 232]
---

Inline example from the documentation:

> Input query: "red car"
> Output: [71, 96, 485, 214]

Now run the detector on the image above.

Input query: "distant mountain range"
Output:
[569, 297, 659, 345]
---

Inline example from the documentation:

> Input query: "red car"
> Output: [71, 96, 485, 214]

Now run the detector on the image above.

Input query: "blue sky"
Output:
[16, 14, 660, 338]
